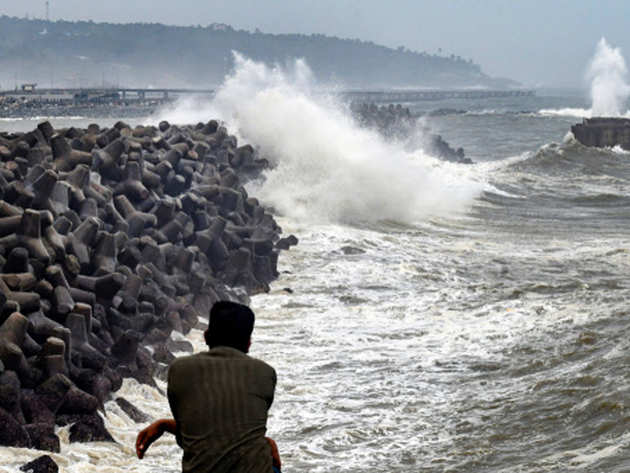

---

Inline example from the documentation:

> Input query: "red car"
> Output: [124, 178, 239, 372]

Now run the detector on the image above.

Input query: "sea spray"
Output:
[538, 107, 593, 118]
[539, 38, 630, 118]
[588, 38, 630, 117]
[157, 54, 483, 225]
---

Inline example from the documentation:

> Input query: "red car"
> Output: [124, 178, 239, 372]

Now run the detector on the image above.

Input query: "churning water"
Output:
[3, 56, 630, 472]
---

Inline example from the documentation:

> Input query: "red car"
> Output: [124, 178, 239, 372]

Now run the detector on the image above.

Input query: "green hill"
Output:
[0, 16, 518, 89]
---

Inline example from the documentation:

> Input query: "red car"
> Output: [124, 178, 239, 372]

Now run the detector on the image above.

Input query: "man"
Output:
[136, 301, 281, 472]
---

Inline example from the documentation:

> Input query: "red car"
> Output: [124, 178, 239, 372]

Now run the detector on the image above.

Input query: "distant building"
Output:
[208, 23, 232, 32]
[21, 83, 37, 92]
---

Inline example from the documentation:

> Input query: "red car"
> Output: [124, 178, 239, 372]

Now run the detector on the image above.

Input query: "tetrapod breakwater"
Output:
[0, 118, 297, 465]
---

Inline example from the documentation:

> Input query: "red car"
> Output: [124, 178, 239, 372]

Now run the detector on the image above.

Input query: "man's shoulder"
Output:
[226, 349, 276, 378]
[169, 350, 275, 373]
[167, 352, 203, 379]
[244, 353, 276, 376]
[169, 352, 205, 367]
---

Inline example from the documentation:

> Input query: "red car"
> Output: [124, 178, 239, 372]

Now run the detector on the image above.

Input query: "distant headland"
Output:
[0, 16, 519, 89]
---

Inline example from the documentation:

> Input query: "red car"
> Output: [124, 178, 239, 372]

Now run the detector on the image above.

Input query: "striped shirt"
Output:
[167, 346, 277, 473]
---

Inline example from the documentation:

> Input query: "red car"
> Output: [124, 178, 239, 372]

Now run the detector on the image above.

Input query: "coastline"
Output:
[0, 117, 297, 466]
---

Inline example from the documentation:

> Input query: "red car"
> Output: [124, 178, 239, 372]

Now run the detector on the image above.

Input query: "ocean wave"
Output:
[570, 193, 628, 204]
[538, 107, 630, 118]
[464, 108, 499, 116]
[157, 54, 484, 225]
[500, 136, 630, 181]
[609, 144, 630, 154]
[463, 109, 538, 117]
[538, 107, 594, 118]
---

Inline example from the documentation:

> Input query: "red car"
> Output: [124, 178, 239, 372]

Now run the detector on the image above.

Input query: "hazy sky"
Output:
[3, 0, 629, 87]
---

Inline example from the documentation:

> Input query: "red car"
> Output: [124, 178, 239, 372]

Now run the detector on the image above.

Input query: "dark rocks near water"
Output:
[276, 235, 299, 251]
[426, 108, 467, 117]
[24, 422, 60, 452]
[68, 412, 115, 443]
[0, 118, 298, 450]
[20, 455, 59, 473]
[429, 134, 470, 164]
[115, 396, 150, 423]
[340, 245, 365, 256]
[0, 406, 32, 448]
[351, 102, 472, 163]
[352, 102, 414, 140]
[571, 117, 630, 150]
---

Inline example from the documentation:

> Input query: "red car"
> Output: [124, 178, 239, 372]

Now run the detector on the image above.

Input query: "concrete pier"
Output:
[571, 117, 630, 150]
[0, 87, 535, 105]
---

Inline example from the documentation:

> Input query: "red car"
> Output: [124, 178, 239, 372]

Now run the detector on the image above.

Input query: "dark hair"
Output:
[206, 301, 255, 352]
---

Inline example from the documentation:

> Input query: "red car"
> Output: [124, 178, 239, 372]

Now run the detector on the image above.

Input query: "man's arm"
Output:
[135, 418, 177, 459]
[266, 437, 282, 470]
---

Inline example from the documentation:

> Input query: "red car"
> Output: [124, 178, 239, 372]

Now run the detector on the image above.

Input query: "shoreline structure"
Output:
[571, 117, 630, 150]
[0, 118, 298, 464]
[0, 88, 534, 119]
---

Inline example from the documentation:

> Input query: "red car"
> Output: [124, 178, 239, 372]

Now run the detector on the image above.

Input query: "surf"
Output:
[157, 54, 483, 226]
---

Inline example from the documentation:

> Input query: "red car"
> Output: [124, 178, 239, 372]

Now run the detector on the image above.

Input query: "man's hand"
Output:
[136, 419, 177, 459]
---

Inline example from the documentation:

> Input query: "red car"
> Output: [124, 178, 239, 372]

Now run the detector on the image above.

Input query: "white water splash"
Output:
[588, 38, 630, 117]
[539, 38, 630, 118]
[538, 107, 594, 119]
[157, 54, 483, 225]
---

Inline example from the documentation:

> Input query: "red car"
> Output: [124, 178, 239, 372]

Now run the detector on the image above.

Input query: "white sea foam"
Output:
[610, 144, 630, 154]
[538, 107, 630, 118]
[465, 108, 499, 116]
[538, 107, 594, 118]
[156, 54, 483, 225]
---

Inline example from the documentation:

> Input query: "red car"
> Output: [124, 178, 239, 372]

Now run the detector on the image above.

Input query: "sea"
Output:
[2, 59, 630, 472]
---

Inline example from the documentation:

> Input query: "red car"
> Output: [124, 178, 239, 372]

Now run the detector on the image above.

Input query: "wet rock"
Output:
[21, 391, 55, 425]
[68, 412, 114, 443]
[166, 337, 194, 353]
[352, 102, 471, 163]
[34, 373, 73, 414]
[0, 370, 24, 423]
[58, 386, 99, 415]
[0, 406, 31, 448]
[51, 134, 92, 172]
[115, 397, 150, 423]
[276, 234, 299, 250]
[0, 280, 40, 315]
[20, 455, 59, 473]
[24, 423, 60, 452]
[0, 312, 29, 371]
[340, 245, 365, 255]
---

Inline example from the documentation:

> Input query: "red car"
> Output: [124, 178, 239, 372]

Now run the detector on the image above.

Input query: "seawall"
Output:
[571, 117, 630, 150]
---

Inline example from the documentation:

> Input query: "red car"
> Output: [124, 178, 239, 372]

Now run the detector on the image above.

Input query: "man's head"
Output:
[204, 301, 255, 353]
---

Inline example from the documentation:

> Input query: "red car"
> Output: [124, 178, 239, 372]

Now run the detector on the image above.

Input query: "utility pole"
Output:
[46, 1, 50, 22]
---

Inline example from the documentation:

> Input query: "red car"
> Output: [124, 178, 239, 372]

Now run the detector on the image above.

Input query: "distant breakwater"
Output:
[571, 117, 630, 150]
[351, 103, 471, 163]
[0, 118, 297, 458]
[0, 95, 164, 120]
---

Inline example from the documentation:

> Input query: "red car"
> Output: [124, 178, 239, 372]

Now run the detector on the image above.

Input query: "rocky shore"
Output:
[351, 103, 471, 163]
[0, 118, 297, 457]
